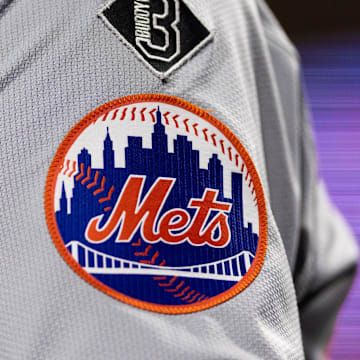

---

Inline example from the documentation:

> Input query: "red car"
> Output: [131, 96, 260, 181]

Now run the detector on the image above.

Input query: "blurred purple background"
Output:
[265, 1, 360, 357]
[298, 34, 360, 359]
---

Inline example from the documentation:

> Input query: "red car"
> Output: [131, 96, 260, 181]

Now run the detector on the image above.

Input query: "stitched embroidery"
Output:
[45, 94, 267, 314]
[98, 0, 213, 78]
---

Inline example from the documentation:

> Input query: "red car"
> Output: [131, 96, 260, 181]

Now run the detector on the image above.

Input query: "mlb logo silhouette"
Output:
[45, 94, 267, 314]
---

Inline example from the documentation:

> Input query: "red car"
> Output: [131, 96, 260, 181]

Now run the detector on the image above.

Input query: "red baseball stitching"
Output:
[140, 107, 146, 121]
[140, 251, 159, 264]
[132, 238, 208, 304]
[134, 245, 152, 257]
[98, 186, 114, 203]
[87, 171, 99, 189]
[69, 164, 115, 213]
[75, 163, 84, 181]
[235, 154, 239, 167]
[158, 276, 177, 287]
[149, 108, 156, 123]
[192, 123, 199, 136]
[81, 166, 91, 185]
[63, 159, 70, 176]
[203, 128, 209, 141]
[219, 139, 225, 154]
[211, 133, 217, 146]
[93, 176, 106, 196]
[181, 289, 195, 301]
[111, 109, 119, 120]
[73, 165, 116, 209]
[68, 161, 76, 177]
[187, 292, 201, 303]
[120, 107, 127, 120]
[183, 118, 190, 132]
[102, 111, 110, 122]
[131, 107, 136, 120]
[173, 286, 190, 298]
[165, 281, 184, 293]
[131, 238, 142, 246]
[173, 114, 179, 128]
[228, 147, 232, 161]
[163, 111, 170, 125]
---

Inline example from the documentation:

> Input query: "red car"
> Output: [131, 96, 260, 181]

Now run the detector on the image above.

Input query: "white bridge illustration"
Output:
[66, 241, 255, 282]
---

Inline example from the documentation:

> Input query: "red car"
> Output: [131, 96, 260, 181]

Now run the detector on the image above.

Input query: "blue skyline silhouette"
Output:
[56, 107, 259, 267]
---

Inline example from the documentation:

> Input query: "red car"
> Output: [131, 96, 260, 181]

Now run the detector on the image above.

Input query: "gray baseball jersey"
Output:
[0, 0, 357, 359]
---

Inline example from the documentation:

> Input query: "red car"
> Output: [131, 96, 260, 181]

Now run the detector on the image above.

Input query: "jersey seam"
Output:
[265, 32, 300, 61]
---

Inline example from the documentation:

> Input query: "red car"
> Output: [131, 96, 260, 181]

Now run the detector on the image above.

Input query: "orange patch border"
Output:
[44, 94, 267, 314]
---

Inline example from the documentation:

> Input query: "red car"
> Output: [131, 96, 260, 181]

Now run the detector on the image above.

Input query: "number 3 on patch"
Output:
[98, 0, 213, 77]
[135, 0, 181, 62]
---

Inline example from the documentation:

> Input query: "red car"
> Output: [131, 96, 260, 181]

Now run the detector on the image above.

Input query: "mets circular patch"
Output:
[45, 94, 267, 314]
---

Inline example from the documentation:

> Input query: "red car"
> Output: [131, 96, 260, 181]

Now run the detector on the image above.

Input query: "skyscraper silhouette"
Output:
[56, 108, 259, 258]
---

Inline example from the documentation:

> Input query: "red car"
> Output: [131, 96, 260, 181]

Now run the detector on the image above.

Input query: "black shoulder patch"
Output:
[99, 0, 212, 78]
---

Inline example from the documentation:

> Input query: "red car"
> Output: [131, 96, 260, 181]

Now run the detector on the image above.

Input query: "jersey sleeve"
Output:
[295, 100, 358, 360]
[256, 1, 358, 358]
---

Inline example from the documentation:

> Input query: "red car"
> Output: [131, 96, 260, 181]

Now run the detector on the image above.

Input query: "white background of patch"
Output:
[55, 102, 259, 234]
